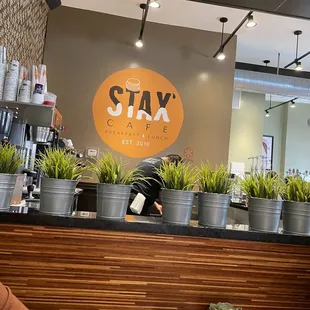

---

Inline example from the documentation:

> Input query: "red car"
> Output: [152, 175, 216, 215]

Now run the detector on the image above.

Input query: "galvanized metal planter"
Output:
[40, 178, 78, 216]
[248, 197, 282, 233]
[97, 183, 131, 221]
[198, 192, 231, 228]
[0, 174, 17, 211]
[162, 189, 195, 226]
[282, 201, 310, 236]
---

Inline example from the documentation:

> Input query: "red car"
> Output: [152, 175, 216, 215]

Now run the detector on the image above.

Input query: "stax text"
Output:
[107, 85, 176, 123]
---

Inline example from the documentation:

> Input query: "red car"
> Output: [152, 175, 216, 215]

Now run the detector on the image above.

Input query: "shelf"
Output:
[0, 100, 55, 127]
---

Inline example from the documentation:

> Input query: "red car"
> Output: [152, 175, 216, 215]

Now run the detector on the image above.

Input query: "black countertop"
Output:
[0, 212, 309, 246]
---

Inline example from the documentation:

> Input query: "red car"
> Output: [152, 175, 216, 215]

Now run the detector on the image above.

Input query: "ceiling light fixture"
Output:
[291, 100, 296, 108]
[135, 39, 144, 48]
[135, 1, 151, 48]
[246, 15, 257, 28]
[263, 60, 270, 67]
[294, 31, 302, 71]
[295, 61, 303, 71]
[149, 0, 160, 8]
[263, 60, 270, 73]
[284, 30, 309, 70]
[217, 50, 226, 61]
[213, 11, 256, 60]
[265, 94, 272, 117]
[216, 17, 228, 61]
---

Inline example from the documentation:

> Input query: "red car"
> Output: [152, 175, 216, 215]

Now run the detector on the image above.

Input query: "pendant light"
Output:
[214, 11, 256, 60]
[135, 39, 144, 48]
[263, 60, 270, 70]
[246, 14, 257, 28]
[295, 61, 303, 71]
[134, 0, 151, 48]
[265, 94, 271, 117]
[149, 0, 160, 8]
[284, 30, 310, 69]
[291, 100, 296, 108]
[217, 17, 228, 61]
[217, 49, 226, 60]
[294, 30, 303, 71]
[263, 60, 270, 74]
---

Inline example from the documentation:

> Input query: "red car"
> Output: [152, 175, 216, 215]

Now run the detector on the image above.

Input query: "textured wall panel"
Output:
[0, 224, 309, 310]
[0, 0, 49, 67]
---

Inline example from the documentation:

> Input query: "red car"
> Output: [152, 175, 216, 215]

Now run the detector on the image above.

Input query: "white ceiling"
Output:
[62, 0, 310, 70]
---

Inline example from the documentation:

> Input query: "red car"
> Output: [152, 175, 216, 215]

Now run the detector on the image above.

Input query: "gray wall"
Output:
[44, 7, 236, 167]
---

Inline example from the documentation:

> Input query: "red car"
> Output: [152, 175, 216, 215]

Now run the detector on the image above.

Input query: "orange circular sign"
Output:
[93, 68, 184, 158]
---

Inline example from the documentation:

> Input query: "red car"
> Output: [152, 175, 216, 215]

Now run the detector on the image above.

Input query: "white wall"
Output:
[229, 92, 265, 171]
[229, 92, 310, 175]
[284, 103, 310, 174]
[263, 104, 284, 173]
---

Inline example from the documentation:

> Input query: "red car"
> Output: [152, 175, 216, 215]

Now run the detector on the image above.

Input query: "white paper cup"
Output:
[44, 92, 57, 106]
[18, 80, 31, 103]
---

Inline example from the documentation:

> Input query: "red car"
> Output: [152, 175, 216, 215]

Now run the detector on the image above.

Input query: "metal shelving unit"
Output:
[0, 99, 55, 127]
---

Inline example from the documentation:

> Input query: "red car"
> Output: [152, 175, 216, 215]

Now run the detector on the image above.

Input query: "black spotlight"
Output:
[46, 0, 62, 10]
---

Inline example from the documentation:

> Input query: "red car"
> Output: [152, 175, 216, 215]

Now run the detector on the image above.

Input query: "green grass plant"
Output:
[198, 162, 232, 194]
[209, 302, 242, 310]
[89, 152, 143, 185]
[157, 161, 197, 191]
[283, 176, 310, 202]
[0, 144, 23, 174]
[240, 171, 284, 200]
[36, 148, 85, 180]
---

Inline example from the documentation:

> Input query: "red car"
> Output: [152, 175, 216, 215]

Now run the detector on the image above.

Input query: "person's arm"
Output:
[151, 189, 163, 215]
[158, 190, 162, 205]
[0, 282, 28, 310]
[153, 201, 162, 215]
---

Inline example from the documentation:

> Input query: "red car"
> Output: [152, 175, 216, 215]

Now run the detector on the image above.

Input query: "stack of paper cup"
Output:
[32, 83, 44, 104]
[18, 66, 28, 95]
[0, 46, 6, 100]
[17, 80, 31, 103]
[30, 65, 39, 99]
[0, 46, 6, 64]
[38, 64, 47, 93]
[3, 60, 20, 101]
[0, 63, 6, 100]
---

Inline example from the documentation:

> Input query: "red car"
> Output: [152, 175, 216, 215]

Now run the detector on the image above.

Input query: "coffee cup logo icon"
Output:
[93, 68, 184, 158]
[126, 78, 140, 92]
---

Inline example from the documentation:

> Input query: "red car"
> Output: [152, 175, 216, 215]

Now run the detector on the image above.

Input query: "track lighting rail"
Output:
[213, 11, 254, 59]
[266, 97, 298, 112]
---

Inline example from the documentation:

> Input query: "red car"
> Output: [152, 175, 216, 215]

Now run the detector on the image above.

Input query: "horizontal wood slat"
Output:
[0, 224, 309, 310]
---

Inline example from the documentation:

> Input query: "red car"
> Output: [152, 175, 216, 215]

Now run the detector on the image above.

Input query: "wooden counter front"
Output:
[0, 223, 309, 310]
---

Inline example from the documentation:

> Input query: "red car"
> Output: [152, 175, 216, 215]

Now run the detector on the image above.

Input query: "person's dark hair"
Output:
[166, 154, 182, 165]
[1, 139, 11, 147]
[267, 171, 278, 178]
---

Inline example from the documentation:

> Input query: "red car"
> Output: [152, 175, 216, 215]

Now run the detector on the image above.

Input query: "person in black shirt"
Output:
[128, 154, 182, 216]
